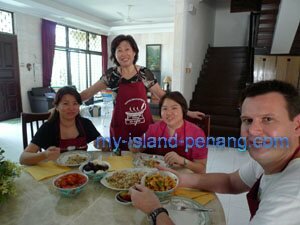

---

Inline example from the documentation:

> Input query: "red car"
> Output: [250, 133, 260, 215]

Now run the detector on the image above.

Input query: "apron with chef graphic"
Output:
[110, 80, 153, 150]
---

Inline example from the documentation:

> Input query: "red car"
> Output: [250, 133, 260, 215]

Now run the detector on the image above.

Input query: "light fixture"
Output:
[163, 76, 172, 92]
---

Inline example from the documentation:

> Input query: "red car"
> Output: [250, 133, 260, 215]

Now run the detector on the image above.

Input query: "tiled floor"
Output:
[0, 115, 251, 225]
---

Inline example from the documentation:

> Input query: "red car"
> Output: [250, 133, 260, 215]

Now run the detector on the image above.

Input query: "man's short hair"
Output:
[240, 80, 300, 119]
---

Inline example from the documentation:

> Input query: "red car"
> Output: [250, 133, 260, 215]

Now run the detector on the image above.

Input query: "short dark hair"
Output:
[48, 86, 82, 123]
[53, 86, 82, 106]
[240, 80, 300, 119]
[110, 35, 139, 66]
[159, 91, 188, 118]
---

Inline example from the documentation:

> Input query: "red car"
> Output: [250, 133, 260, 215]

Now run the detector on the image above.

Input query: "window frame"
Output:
[52, 23, 102, 91]
[0, 9, 14, 34]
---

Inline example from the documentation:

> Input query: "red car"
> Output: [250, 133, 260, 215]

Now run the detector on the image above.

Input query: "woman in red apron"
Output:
[80, 35, 205, 152]
[20, 86, 101, 165]
[130, 91, 207, 173]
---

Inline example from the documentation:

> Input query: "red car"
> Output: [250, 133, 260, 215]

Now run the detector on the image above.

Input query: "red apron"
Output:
[144, 121, 193, 161]
[59, 119, 88, 153]
[246, 146, 300, 220]
[110, 80, 153, 151]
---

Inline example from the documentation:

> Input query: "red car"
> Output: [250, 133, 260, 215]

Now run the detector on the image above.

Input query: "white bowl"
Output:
[79, 160, 111, 181]
[53, 172, 89, 197]
[141, 171, 179, 201]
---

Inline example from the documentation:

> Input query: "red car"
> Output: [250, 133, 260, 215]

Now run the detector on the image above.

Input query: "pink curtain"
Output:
[101, 35, 108, 72]
[42, 19, 56, 87]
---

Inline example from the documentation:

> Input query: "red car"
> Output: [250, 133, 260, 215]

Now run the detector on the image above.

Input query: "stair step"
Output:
[259, 18, 277, 24]
[205, 54, 249, 61]
[207, 47, 248, 53]
[210, 125, 241, 138]
[258, 23, 275, 28]
[196, 79, 246, 88]
[190, 105, 240, 117]
[210, 115, 241, 127]
[260, 9, 278, 15]
[258, 27, 274, 33]
[261, 0, 281, 4]
[261, 3, 280, 11]
[256, 34, 274, 40]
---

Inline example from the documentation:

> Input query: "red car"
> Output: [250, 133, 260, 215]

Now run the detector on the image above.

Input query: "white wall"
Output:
[213, 0, 249, 47]
[14, 13, 43, 113]
[173, 0, 215, 104]
[271, 0, 300, 54]
[108, 32, 174, 84]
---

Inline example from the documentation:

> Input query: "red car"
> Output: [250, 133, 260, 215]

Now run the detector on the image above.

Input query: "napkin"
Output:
[24, 161, 71, 181]
[103, 155, 134, 170]
[174, 188, 215, 205]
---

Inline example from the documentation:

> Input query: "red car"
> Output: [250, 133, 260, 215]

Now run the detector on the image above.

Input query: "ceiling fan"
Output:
[117, 5, 152, 23]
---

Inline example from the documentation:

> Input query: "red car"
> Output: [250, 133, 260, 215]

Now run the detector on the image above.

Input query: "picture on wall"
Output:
[146, 44, 161, 71]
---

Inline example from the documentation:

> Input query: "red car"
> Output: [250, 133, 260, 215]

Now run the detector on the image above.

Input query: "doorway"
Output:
[0, 33, 22, 121]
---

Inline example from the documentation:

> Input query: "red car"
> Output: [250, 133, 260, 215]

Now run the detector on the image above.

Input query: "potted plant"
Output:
[0, 147, 21, 204]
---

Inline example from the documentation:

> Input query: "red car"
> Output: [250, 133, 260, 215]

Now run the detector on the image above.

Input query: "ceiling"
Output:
[0, 0, 176, 33]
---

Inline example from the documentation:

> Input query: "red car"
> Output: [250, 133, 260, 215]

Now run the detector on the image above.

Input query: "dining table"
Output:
[0, 151, 226, 225]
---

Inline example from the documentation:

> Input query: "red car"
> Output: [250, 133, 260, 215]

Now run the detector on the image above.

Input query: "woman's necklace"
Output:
[120, 65, 137, 79]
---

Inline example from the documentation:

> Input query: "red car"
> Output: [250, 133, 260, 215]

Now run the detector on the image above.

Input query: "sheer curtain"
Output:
[101, 35, 108, 73]
[41, 19, 56, 87]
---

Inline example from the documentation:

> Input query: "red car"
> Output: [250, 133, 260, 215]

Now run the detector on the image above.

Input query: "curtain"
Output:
[101, 35, 108, 73]
[41, 19, 56, 87]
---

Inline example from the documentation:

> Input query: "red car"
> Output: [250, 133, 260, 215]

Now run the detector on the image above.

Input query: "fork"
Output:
[171, 205, 213, 212]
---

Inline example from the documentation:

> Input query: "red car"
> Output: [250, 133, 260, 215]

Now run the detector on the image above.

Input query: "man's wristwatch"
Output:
[148, 207, 169, 225]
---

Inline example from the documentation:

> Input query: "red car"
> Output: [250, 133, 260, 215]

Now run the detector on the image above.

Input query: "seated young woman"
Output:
[20, 86, 109, 166]
[129, 91, 207, 173]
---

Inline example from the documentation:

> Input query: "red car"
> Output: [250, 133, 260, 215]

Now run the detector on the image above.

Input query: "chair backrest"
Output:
[186, 115, 211, 137]
[21, 112, 51, 149]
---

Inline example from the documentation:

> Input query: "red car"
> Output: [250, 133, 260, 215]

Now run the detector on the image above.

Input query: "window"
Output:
[51, 24, 102, 91]
[0, 9, 14, 34]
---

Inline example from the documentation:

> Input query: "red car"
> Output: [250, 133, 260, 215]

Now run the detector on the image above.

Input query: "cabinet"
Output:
[254, 55, 300, 88]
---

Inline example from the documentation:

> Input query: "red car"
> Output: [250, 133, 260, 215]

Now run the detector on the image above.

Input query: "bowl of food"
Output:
[53, 172, 88, 197]
[79, 159, 111, 181]
[115, 191, 132, 205]
[141, 171, 179, 201]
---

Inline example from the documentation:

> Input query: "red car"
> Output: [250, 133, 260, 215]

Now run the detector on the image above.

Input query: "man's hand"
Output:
[129, 184, 162, 214]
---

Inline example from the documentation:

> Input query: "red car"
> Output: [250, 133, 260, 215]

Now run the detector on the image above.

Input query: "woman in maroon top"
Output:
[81, 35, 204, 151]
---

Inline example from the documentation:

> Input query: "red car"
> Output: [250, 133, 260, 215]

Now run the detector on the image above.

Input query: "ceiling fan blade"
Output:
[117, 11, 126, 19]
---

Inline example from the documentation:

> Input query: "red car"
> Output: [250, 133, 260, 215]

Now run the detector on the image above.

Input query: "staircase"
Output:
[255, 0, 281, 54]
[189, 47, 250, 145]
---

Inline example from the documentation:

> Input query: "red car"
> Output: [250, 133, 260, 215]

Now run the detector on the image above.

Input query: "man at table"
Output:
[129, 80, 300, 225]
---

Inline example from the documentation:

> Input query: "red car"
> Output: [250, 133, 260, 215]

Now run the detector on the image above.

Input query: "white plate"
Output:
[133, 153, 168, 168]
[100, 168, 156, 191]
[134, 196, 211, 225]
[56, 151, 91, 167]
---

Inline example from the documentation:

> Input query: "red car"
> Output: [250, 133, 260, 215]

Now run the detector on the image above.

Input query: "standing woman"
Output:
[20, 86, 104, 165]
[81, 35, 204, 150]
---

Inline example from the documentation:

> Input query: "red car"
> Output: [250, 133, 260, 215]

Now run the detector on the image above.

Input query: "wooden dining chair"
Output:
[21, 112, 51, 149]
[186, 114, 211, 137]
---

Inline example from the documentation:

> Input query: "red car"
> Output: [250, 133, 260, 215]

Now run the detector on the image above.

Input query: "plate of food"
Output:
[100, 168, 156, 191]
[56, 150, 91, 167]
[133, 153, 168, 168]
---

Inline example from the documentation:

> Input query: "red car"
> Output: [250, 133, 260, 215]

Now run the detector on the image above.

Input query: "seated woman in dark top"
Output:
[20, 86, 108, 166]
